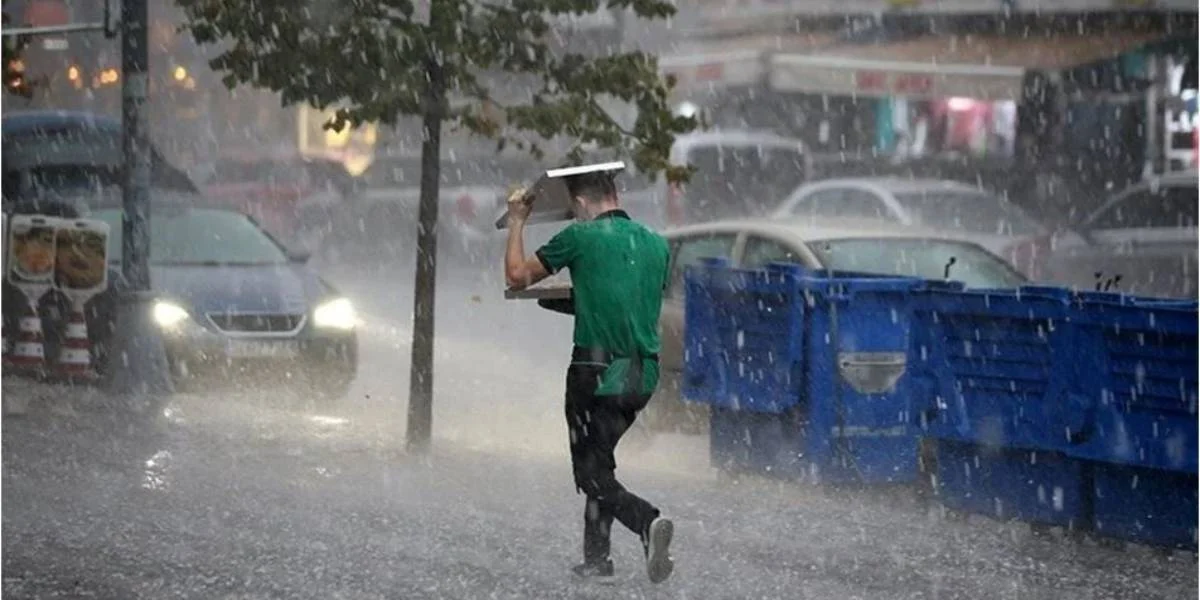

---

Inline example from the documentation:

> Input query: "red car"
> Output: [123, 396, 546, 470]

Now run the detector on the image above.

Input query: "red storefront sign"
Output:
[855, 70, 934, 95]
[893, 73, 933, 94]
[22, 0, 71, 50]
[855, 71, 886, 91]
[695, 62, 724, 81]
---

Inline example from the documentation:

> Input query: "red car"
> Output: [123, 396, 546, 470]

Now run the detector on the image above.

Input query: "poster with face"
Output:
[7, 215, 60, 287]
[54, 219, 110, 295]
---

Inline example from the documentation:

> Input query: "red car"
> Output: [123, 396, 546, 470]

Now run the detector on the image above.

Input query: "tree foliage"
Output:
[179, 0, 697, 181]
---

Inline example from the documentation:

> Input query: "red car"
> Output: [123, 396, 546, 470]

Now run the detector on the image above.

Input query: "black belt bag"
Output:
[571, 346, 659, 364]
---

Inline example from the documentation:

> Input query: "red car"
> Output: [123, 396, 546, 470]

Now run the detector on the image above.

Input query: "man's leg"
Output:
[576, 399, 674, 583]
[580, 496, 614, 571]
[567, 367, 674, 582]
[567, 364, 616, 577]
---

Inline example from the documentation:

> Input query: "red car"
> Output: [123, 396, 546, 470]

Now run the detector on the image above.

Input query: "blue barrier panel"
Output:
[911, 285, 1092, 453]
[1071, 293, 1198, 474]
[683, 260, 806, 413]
[682, 257, 728, 406]
[912, 284, 1091, 524]
[934, 439, 1086, 528]
[1090, 462, 1198, 550]
[797, 267, 924, 483]
[687, 261, 924, 484]
[1073, 294, 1197, 549]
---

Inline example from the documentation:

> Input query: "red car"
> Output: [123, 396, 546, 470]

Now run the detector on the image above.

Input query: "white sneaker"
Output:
[645, 517, 675, 584]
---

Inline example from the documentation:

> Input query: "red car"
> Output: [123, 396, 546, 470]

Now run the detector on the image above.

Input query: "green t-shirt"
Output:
[536, 209, 670, 396]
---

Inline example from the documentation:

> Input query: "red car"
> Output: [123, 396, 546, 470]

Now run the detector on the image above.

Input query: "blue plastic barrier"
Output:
[1071, 293, 1198, 474]
[684, 260, 923, 484]
[1090, 462, 1198, 549]
[911, 285, 1091, 452]
[934, 439, 1087, 528]
[913, 284, 1198, 545]
[1070, 293, 1198, 549]
[682, 258, 805, 414]
[911, 285, 1091, 526]
[687, 259, 1198, 544]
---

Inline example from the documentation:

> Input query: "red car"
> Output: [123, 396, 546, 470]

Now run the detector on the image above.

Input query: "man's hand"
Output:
[506, 186, 535, 227]
[504, 185, 550, 290]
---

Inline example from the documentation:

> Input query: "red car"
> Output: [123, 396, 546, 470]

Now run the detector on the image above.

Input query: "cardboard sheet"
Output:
[494, 161, 625, 229]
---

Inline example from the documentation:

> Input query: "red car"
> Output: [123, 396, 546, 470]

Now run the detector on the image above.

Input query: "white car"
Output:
[772, 177, 1047, 257]
[621, 129, 814, 230]
[1032, 170, 1198, 299]
[644, 217, 1028, 434]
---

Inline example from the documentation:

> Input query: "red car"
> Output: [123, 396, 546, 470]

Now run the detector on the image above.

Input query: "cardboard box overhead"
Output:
[494, 161, 626, 229]
[503, 285, 573, 300]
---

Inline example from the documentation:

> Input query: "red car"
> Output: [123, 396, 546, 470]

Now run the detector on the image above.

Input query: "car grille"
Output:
[207, 313, 305, 333]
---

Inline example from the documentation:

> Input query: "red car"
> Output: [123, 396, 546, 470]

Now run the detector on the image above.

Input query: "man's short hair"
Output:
[565, 171, 618, 204]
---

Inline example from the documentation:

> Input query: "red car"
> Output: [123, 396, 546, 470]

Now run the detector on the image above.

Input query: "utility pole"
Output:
[107, 0, 174, 401]
[121, 0, 150, 291]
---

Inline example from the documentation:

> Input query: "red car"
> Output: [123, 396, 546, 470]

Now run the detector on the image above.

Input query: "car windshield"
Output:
[92, 207, 289, 265]
[808, 237, 1026, 289]
[682, 144, 808, 221]
[364, 156, 534, 188]
[892, 190, 1042, 236]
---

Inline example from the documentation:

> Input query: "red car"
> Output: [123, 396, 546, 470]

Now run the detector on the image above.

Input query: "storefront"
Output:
[764, 31, 1169, 160]
[658, 32, 836, 131]
[1164, 57, 1199, 170]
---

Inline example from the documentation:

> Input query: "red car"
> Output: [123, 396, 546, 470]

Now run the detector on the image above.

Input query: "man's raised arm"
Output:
[504, 187, 551, 291]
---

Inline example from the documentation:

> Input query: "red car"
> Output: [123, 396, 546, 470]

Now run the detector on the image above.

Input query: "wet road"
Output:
[3, 259, 1196, 599]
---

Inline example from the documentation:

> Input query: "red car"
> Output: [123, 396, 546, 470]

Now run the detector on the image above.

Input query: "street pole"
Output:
[105, 0, 174, 402]
[122, 0, 150, 291]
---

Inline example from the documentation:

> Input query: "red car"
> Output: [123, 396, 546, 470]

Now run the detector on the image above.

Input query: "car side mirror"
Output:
[287, 249, 312, 264]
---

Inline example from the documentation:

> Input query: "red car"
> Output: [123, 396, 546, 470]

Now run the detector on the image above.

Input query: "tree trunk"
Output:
[405, 50, 446, 454]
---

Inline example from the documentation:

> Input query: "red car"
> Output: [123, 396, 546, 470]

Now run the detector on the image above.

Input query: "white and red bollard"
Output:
[54, 303, 96, 381]
[5, 300, 47, 377]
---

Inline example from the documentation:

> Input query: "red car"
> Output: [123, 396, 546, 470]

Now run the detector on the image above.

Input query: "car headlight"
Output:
[313, 298, 356, 330]
[153, 301, 190, 328]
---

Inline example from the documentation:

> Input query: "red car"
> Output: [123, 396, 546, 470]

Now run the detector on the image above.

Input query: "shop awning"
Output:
[660, 32, 836, 95]
[768, 32, 1168, 101]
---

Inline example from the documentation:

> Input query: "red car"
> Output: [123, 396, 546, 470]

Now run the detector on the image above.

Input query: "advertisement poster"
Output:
[6, 215, 59, 287]
[54, 220, 110, 295]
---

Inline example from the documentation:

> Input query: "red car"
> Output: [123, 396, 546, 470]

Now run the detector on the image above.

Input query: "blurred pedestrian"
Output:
[503, 170, 675, 584]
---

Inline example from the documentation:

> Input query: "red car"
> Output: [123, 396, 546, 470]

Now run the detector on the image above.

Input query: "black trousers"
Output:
[565, 361, 660, 565]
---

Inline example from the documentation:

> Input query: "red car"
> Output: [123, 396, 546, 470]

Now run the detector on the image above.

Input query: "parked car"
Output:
[1026, 171, 1198, 299]
[645, 218, 1028, 434]
[771, 177, 1047, 258]
[199, 151, 357, 256]
[81, 194, 359, 402]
